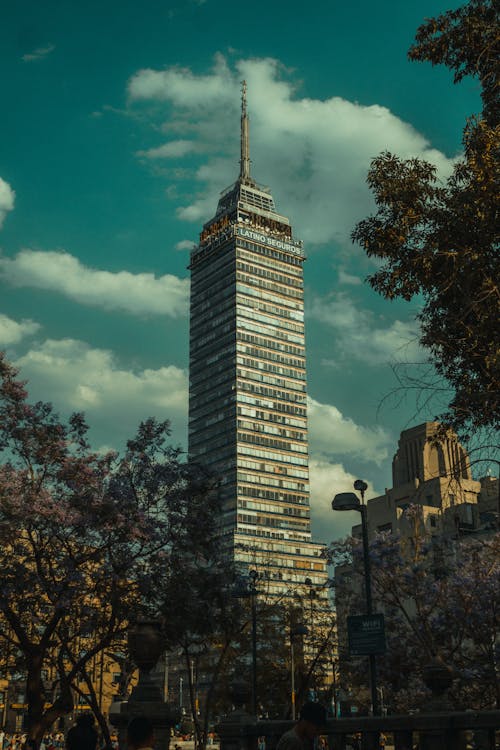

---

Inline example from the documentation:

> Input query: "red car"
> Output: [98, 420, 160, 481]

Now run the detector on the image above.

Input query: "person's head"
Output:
[126, 718, 154, 750]
[76, 715, 95, 729]
[297, 702, 327, 740]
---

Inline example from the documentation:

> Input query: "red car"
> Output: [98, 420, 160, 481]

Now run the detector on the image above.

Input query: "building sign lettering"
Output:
[236, 227, 303, 256]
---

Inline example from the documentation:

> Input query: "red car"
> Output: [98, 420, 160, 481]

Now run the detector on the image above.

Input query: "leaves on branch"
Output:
[352, 0, 500, 435]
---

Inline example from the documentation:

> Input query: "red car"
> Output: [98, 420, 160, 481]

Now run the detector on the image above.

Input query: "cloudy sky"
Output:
[1, 0, 480, 542]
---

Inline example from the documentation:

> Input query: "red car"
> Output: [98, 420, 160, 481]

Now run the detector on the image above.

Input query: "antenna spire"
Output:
[239, 80, 251, 181]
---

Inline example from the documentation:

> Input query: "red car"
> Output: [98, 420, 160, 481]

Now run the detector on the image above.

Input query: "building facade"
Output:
[354, 422, 491, 539]
[188, 83, 327, 596]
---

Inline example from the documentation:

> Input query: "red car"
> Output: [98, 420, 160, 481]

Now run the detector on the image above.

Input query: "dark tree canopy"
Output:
[408, 0, 499, 125]
[0, 352, 220, 746]
[352, 0, 499, 435]
[327, 520, 500, 711]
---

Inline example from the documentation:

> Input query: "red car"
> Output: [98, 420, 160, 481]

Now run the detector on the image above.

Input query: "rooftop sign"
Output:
[236, 227, 304, 257]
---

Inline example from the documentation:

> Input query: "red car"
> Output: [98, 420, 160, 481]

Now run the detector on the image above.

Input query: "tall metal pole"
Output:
[290, 637, 296, 720]
[251, 585, 257, 716]
[359, 503, 379, 716]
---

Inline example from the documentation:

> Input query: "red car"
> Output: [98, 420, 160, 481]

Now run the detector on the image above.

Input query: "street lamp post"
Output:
[249, 569, 258, 717]
[332, 480, 379, 716]
[304, 577, 316, 638]
[232, 570, 259, 716]
[290, 623, 308, 720]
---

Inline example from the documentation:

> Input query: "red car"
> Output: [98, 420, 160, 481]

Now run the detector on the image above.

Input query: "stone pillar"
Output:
[217, 679, 257, 750]
[418, 658, 465, 750]
[109, 620, 179, 750]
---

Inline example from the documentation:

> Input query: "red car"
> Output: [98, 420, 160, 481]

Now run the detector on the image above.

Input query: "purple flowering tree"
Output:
[328, 509, 500, 712]
[0, 353, 220, 747]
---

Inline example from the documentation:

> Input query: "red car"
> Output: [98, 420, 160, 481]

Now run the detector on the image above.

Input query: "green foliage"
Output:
[352, 0, 500, 435]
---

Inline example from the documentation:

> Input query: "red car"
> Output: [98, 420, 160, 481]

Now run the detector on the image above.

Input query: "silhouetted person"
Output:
[126, 718, 154, 750]
[276, 702, 327, 750]
[66, 715, 97, 750]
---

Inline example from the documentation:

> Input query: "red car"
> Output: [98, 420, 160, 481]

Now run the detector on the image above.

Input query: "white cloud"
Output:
[309, 457, 378, 543]
[308, 397, 391, 465]
[307, 399, 391, 540]
[128, 54, 233, 106]
[338, 268, 363, 286]
[309, 291, 422, 365]
[136, 140, 199, 159]
[175, 240, 196, 251]
[15, 338, 188, 449]
[127, 55, 457, 246]
[22, 44, 55, 62]
[0, 249, 189, 317]
[0, 178, 15, 229]
[0, 314, 40, 346]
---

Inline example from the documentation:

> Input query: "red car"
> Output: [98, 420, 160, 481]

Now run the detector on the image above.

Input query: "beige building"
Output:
[334, 422, 498, 712]
[352, 422, 496, 540]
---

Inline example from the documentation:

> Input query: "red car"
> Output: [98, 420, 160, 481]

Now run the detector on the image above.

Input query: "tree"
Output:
[327, 513, 500, 712]
[159, 561, 337, 749]
[352, 0, 499, 435]
[159, 550, 244, 750]
[0, 352, 219, 747]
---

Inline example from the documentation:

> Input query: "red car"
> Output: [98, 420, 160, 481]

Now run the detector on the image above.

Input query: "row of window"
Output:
[237, 468, 307, 490]
[236, 245, 303, 278]
[238, 380, 306, 411]
[237, 513, 309, 532]
[236, 276, 303, 310]
[191, 275, 235, 313]
[189, 396, 235, 425]
[190, 362, 234, 392]
[189, 433, 232, 453]
[191, 393, 306, 431]
[237, 418, 307, 442]
[191, 249, 234, 291]
[237, 457, 309, 480]
[237, 405, 306, 429]
[237, 331, 304, 357]
[238, 444, 308, 466]
[236, 240, 303, 268]
[190, 300, 235, 336]
[237, 305, 304, 335]
[237, 286, 304, 321]
[238, 368, 306, 393]
[190, 322, 234, 351]
[235, 259, 303, 291]
[191, 291, 234, 325]
[189, 398, 235, 425]
[237, 343, 304, 369]
[237, 502, 309, 521]
[238, 317, 305, 346]
[237, 389, 307, 411]
[236, 541, 325, 564]
[236, 279, 304, 310]
[206, 343, 235, 366]
[237, 355, 305, 382]
[238, 430, 308, 454]
[236, 271, 303, 302]
[238, 490, 309, 508]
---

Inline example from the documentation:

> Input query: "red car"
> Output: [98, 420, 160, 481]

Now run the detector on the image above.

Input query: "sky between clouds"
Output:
[0, 0, 481, 542]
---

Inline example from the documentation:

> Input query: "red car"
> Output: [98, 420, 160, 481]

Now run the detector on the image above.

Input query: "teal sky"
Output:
[0, 0, 481, 541]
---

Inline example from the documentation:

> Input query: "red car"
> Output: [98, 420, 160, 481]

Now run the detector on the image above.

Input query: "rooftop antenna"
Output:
[239, 80, 251, 181]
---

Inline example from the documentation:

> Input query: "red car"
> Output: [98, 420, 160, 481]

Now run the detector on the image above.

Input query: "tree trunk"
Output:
[25, 648, 49, 745]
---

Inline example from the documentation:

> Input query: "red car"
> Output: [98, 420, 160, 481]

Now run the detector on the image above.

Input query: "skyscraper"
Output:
[188, 83, 327, 596]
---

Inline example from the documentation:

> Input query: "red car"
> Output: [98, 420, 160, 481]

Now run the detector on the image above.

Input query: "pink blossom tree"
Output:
[0, 353, 220, 747]
[328, 512, 500, 712]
